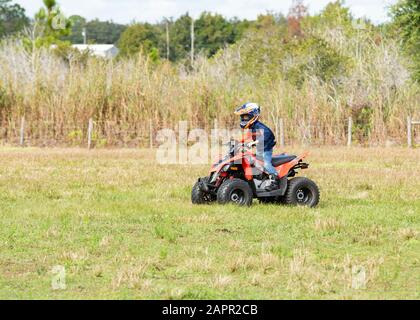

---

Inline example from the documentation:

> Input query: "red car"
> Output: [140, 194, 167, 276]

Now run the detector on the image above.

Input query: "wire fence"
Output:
[0, 117, 419, 149]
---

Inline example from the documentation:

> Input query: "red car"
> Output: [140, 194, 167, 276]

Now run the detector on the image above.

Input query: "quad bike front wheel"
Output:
[191, 177, 216, 204]
[217, 179, 253, 206]
[285, 177, 320, 208]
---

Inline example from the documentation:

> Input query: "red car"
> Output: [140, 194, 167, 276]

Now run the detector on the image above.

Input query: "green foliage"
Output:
[235, 29, 283, 83]
[32, 0, 72, 48]
[0, 0, 29, 38]
[118, 23, 161, 58]
[0, 85, 11, 117]
[255, 12, 287, 29]
[237, 17, 351, 86]
[61, 15, 86, 43]
[147, 47, 160, 63]
[120, 13, 254, 61]
[166, 14, 193, 61]
[62, 16, 126, 45]
[391, 0, 420, 82]
[351, 105, 374, 143]
[307, 0, 353, 30]
[283, 36, 351, 86]
[85, 19, 126, 44]
[67, 129, 83, 145]
[158, 13, 247, 62]
[194, 12, 236, 57]
[230, 17, 253, 42]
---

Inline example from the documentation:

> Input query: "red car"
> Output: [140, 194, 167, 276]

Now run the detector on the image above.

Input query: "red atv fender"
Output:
[210, 151, 309, 180]
[210, 153, 249, 175]
[277, 152, 310, 178]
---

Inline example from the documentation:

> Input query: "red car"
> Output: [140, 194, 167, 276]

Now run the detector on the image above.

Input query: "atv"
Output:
[192, 138, 320, 207]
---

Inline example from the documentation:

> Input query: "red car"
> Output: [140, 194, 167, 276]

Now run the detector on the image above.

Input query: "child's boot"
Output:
[266, 175, 280, 191]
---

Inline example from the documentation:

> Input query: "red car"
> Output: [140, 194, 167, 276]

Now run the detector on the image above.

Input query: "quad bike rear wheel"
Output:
[217, 179, 253, 206]
[191, 177, 216, 204]
[285, 177, 320, 208]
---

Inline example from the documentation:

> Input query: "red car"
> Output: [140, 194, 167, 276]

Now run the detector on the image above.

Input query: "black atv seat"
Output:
[272, 154, 297, 167]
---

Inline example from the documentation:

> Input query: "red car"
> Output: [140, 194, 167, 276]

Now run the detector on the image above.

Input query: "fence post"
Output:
[407, 116, 412, 148]
[279, 118, 285, 148]
[87, 118, 93, 150]
[347, 117, 353, 147]
[20, 117, 25, 147]
[214, 119, 218, 134]
[149, 119, 153, 149]
[179, 121, 188, 164]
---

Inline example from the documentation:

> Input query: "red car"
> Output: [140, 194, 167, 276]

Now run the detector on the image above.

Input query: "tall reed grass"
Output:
[0, 32, 418, 147]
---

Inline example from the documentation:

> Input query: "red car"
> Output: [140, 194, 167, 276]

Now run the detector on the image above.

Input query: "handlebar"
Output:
[246, 141, 259, 148]
[227, 139, 259, 156]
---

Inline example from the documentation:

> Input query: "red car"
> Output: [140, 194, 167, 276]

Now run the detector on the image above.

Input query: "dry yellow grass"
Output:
[0, 40, 419, 147]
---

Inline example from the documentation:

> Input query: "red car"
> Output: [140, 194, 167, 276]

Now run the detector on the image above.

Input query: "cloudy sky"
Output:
[14, 0, 397, 24]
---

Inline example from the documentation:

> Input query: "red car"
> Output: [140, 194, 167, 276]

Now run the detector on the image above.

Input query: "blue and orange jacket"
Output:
[251, 121, 277, 152]
[238, 121, 277, 152]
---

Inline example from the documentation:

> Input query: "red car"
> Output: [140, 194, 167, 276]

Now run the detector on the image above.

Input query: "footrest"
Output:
[256, 178, 288, 198]
[257, 189, 285, 198]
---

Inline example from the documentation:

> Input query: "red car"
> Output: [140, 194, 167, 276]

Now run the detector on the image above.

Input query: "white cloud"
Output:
[14, 0, 398, 24]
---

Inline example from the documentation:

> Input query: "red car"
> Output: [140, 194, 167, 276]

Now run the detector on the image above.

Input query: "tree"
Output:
[303, 1, 355, 36]
[391, 0, 420, 81]
[164, 12, 249, 61]
[195, 12, 236, 57]
[62, 16, 126, 44]
[33, 0, 72, 47]
[283, 36, 351, 86]
[85, 19, 126, 44]
[230, 17, 253, 42]
[287, 0, 308, 37]
[169, 13, 193, 61]
[113, 13, 266, 62]
[62, 15, 86, 43]
[118, 22, 161, 59]
[0, 0, 29, 38]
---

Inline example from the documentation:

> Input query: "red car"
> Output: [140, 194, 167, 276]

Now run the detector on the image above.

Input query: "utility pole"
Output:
[82, 27, 87, 45]
[166, 20, 170, 60]
[190, 18, 195, 65]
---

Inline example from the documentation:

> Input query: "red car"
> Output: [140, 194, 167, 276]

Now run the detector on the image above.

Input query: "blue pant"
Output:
[258, 149, 278, 176]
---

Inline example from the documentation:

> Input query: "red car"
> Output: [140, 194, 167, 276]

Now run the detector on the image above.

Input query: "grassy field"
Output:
[0, 146, 419, 299]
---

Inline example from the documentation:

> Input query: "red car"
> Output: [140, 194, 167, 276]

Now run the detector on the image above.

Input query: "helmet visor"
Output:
[241, 114, 252, 122]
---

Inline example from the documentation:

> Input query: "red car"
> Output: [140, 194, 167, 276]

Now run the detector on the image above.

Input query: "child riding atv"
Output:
[234, 103, 280, 191]
[191, 103, 320, 207]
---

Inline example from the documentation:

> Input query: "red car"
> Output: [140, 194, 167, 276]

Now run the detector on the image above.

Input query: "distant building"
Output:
[72, 44, 119, 59]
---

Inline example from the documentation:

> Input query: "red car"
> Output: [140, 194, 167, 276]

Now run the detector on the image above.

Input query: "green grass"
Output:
[0, 147, 419, 299]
